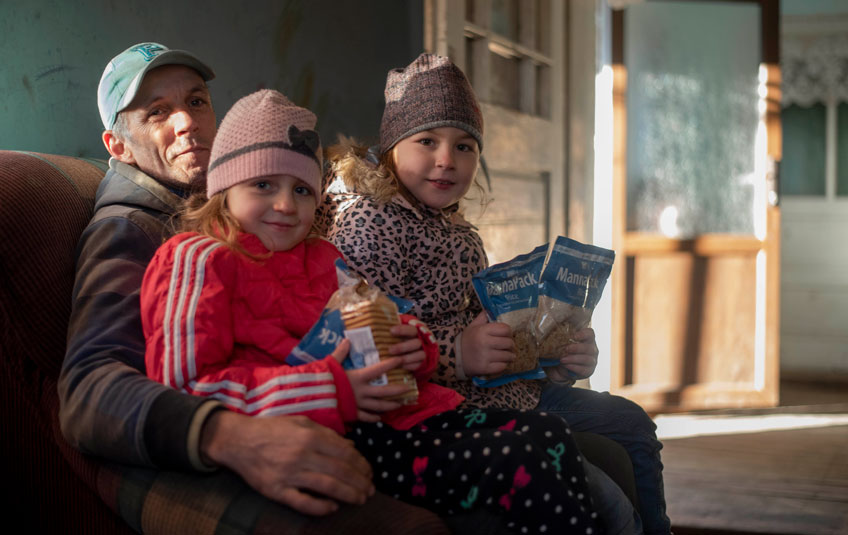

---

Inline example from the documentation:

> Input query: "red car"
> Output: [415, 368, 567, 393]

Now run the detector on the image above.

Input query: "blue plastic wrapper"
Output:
[286, 259, 412, 369]
[534, 236, 614, 381]
[470, 244, 548, 387]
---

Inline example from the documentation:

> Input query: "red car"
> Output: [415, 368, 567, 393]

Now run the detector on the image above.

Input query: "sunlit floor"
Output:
[656, 411, 848, 440]
[659, 380, 848, 535]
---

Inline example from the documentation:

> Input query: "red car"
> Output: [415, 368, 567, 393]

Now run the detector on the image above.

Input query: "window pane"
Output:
[536, 64, 551, 118]
[491, 0, 519, 41]
[489, 51, 520, 111]
[781, 104, 826, 196]
[536, 0, 551, 55]
[465, 36, 476, 85]
[838, 103, 848, 196]
[466, 0, 476, 24]
[625, 2, 760, 237]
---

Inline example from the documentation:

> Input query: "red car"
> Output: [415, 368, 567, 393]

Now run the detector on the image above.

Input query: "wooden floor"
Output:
[660, 381, 848, 535]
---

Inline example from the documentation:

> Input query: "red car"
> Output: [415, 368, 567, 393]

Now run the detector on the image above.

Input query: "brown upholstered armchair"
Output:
[0, 150, 635, 534]
[1, 151, 132, 532]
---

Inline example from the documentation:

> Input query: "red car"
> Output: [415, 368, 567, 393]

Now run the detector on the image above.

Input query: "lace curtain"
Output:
[783, 34, 848, 107]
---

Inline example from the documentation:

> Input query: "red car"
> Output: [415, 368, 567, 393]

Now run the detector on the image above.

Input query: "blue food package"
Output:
[470, 244, 548, 387]
[286, 258, 412, 368]
[534, 236, 615, 371]
[286, 307, 347, 366]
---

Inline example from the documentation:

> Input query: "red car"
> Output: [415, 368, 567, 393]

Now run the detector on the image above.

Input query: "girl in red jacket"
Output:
[141, 89, 599, 533]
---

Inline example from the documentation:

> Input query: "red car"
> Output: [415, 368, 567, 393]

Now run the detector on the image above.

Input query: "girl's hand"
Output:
[388, 323, 426, 371]
[556, 327, 599, 380]
[460, 312, 516, 377]
[330, 340, 411, 422]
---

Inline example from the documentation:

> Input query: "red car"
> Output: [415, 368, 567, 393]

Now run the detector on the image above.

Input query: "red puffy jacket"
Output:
[141, 231, 462, 434]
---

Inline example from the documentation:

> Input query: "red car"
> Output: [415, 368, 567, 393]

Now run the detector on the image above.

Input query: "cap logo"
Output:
[129, 43, 165, 62]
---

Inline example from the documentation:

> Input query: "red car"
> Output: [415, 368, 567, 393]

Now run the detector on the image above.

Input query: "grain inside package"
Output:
[533, 236, 615, 364]
[330, 283, 419, 405]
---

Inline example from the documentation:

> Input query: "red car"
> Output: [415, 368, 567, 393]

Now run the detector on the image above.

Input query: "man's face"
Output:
[115, 64, 216, 188]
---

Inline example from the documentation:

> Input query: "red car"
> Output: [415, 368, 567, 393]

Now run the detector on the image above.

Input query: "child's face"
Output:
[226, 174, 316, 252]
[392, 126, 480, 210]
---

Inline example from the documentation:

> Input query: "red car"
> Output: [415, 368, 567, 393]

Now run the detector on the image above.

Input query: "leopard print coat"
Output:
[315, 168, 543, 410]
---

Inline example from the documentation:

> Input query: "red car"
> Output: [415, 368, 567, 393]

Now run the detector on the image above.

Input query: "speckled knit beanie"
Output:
[206, 89, 322, 200]
[379, 53, 483, 154]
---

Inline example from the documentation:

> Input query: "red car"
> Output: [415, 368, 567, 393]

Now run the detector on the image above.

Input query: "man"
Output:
[57, 42, 431, 525]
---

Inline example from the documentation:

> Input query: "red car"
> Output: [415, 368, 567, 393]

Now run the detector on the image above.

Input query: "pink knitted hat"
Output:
[206, 89, 322, 200]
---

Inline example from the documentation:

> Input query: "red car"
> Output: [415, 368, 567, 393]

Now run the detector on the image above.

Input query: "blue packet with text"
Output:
[471, 244, 548, 387]
[534, 237, 615, 377]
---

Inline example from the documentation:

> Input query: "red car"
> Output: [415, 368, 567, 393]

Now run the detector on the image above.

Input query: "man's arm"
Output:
[58, 214, 375, 512]
[59, 214, 214, 469]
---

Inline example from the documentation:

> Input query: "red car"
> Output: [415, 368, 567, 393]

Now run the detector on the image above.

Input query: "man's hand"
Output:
[332, 340, 410, 422]
[200, 410, 375, 516]
[556, 327, 599, 379]
[460, 312, 516, 377]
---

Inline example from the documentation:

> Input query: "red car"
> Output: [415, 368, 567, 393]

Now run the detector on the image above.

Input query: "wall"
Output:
[0, 0, 423, 158]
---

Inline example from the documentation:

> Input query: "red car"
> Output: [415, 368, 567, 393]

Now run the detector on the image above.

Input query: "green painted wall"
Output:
[0, 0, 422, 157]
[783, 0, 848, 16]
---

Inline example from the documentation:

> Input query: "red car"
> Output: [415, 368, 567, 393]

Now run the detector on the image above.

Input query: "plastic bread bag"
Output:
[287, 259, 418, 405]
[533, 236, 615, 381]
[470, 244, 548, 387]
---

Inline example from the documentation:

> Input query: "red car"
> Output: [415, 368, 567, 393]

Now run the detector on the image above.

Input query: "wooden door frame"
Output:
[609, 0, 781, 411]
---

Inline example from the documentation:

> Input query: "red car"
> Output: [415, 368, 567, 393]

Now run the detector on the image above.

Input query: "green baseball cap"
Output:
[97, 42, 215, 130]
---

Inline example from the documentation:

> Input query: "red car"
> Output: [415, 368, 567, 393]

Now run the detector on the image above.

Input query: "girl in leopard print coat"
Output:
[316, 53, 670, 534]
[314, 58, 597, 413]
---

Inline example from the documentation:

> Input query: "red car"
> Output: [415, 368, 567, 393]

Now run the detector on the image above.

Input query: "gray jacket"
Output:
[58, 159, 219, 470]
